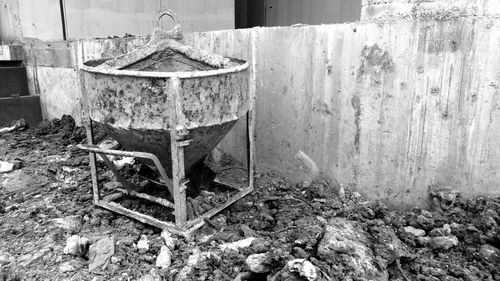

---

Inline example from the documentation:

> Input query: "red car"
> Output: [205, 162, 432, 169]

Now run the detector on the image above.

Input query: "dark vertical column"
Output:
[236, 0, 267, 29]
[235, 0, 248, 29]
[59, 0, 67, 40]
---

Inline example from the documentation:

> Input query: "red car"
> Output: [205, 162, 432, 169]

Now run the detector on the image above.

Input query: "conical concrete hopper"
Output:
[79, 13, 250, 177]
[80, 58, 249, 176]
[78, 11, 254, 235]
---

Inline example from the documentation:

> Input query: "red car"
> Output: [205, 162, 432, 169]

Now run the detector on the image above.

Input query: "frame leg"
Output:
[85, 119, 100, 202]
[170, 128, 188, 226]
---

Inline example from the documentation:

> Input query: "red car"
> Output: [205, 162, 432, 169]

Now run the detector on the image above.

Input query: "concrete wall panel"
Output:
[189, 21, 500, 208]
[65, 0, 234, 39]
[265, 0, 362, 26]
[0, 0, 23, 42]
[301, 0, 362, 24]
[22, 0, 500, 208]
[17, 0, 63, 41]
[65, 0, 162, 39]
[34, 66, 81, 123]
[160, 0, 235, 32]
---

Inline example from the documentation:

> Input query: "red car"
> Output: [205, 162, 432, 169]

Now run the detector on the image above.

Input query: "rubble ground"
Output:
[0, 116, 499, 281]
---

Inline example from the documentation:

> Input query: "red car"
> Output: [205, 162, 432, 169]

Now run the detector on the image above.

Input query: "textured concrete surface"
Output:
[17, 0, 500, 208]
[0, 0, 235, 43]
[192, 0, 500, 208]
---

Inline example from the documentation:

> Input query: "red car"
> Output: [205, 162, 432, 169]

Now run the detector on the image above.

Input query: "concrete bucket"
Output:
[78, 11, 254, 235]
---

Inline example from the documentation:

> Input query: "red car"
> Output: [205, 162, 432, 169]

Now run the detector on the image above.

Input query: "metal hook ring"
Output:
[156, 10, 179, 31]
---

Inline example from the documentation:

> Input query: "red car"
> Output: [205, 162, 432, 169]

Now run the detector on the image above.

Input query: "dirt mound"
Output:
[0, 115, 499, 280]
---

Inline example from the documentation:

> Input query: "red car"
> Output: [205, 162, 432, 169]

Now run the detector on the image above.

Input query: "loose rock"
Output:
[287, 259, 317, 281]
[63, 235, 89, 256]
[0, 161, 15, 173]
[220, 237, 256, 251]
[137, 235, 150, 253]
[88, 237, 115, 271]
[59, 261, 76, 273]
[426, 235, 459, 250]
[51, 215, 82, 231]
[317, 218, 388, 280]
[417, 214, 435, 230]
[160, 229, 176, 250]
[0, 251, 14, 266]
[404, 226, 426, 237]
[479, 244, 500, 264]
[155, 246, 172, 270]
[245, 253, 272, 274]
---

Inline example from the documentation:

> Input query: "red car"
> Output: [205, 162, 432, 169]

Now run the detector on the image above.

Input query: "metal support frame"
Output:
[79, 77, 256, 237]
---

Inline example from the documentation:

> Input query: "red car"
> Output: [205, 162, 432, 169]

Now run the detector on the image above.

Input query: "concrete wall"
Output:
[65, 0, 235, 39]
[0, 0, 235, 42]
[0, 0, 64, 42]
[21, 0, 500, 208]
[0, 0, 23, 42]
[265, 0, 362, 26]
[193, 0, 500, 208]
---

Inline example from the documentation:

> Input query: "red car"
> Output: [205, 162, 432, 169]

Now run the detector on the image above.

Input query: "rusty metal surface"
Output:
[103, 121, 237, 175]
[82, 62, 249, 130]
[80, 57, 249, 174]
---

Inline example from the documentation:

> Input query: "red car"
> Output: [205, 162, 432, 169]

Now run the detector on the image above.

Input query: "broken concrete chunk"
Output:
[338, 185, 346, 200]
[317, 218, 389, 280]
[0, 161, 14, 173]
[479, 244, 500, 264]
[63, 235, 89, 256]
[219, 237, 256, 251]
[1, 170, 36, 192]
[245, 253, 272, 273]
[0, 251, 14, 266]
[88, 237, 115, 271]
[0, 125, 17, 134]
[176, 249, 213, 280]
[113, 157, 135, 170]
[59, 261, 76, 273]
[137, 235, 150, 252]
[422, 235, 459, 250]
[51, 215, 82, 231]
[430, 187, 461, 210]
[155, 246, 172, 270]
[371, 225, 410, 265]
[417, 214, 435, 230]
[96, 139, 119, 162]
[404, 226, 426, 237]
[287, 259, 317, 281]
[429, 224, 452, 237]
[138, 268, 162, 281]
[98, 139, 120, 151]
[0, 119, 27, 134]
[160, 229, 176, 250]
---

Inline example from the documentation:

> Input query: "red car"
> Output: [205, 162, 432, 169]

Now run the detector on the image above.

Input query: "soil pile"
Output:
[0, 116, 498, 280]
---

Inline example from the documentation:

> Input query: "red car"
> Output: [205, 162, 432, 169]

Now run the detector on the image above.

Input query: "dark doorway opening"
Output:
[235, 0, 266, 29]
